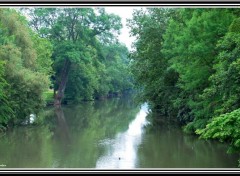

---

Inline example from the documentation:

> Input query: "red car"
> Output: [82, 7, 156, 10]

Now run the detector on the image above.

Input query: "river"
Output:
[0, 95, 239, 169]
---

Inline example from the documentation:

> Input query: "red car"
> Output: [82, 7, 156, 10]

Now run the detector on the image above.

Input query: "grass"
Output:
[43, 89, 54, 105]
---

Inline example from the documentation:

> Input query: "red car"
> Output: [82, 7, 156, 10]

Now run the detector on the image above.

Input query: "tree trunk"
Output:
[54, 59, 71, 107]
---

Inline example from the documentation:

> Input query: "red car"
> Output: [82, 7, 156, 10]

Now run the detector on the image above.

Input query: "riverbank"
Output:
[44, 89, 134, 106]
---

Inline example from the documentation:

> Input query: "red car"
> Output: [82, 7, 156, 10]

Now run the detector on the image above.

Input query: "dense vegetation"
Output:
[0, 8, 132, 129]
[23, 8, 132, 103]
[128, 8, 240, 153]
[0, 9, 52, 128]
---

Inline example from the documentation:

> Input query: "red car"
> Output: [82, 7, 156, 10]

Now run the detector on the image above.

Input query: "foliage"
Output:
[128, 7, 240, 157]
[163, 9, 234, 132]
[193, 17, 240, 156]
[128, 8, 179, 119]
[128, 8, 240, 161]
[196, 108, 240, 153]
[31, 33, 53, 76]
[0, 7, 133, 128]
[0, 60, 14, 125]
[23, 7, 132, 103]
[200, 18, 240, 118]
[0, 8, 53, 127]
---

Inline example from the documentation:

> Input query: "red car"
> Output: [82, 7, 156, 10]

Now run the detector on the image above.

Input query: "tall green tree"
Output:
[128, 7, 240, 158]
[0, 8, 52, 125]
[196, 17, 240, 154]
[24, 8, 123, 105]
[0, 60, 13, 126]
[201, 17, 240, 117]
[128, 8, 238, 131]
[162, 9, 235, 131]
[128, 8, 179, 123]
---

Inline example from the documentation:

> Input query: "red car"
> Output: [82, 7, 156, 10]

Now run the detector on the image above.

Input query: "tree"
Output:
[201, 17, 240, 117]
[0, 8, 52, 125]
[162, 9, 234, 131]
[23, 8, 123, 105]
[196, 18, 240, 151]
[128, 8, 179, 122]
[0, 60, 13, 127]
[128, 8, 238, 131]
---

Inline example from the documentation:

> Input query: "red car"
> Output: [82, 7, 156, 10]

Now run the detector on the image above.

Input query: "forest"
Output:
[128, 8, 240, 154]
[1, 7, 240, 159]
[0, 8, 133, 129]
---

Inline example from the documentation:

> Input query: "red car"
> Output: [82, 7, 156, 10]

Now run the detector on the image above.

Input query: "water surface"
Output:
[0, 95, 238, 169]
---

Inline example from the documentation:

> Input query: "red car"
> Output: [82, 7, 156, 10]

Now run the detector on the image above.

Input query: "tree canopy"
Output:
[128, 8, 240, 153]
[0, 8, 53, 126]
[23, 7, 132, 103]
[0, 7, 133, 128]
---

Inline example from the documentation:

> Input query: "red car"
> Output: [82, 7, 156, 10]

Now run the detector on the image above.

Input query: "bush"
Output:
[196, 108, 240, 153]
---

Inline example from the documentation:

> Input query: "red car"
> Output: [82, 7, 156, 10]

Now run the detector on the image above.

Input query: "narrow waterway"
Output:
[0, 95, 238, 168]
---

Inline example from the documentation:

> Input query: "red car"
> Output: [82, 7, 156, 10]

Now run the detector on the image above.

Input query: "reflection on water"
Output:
[137, 121, 239, 168]
[50, 95, 140, 168]
[96, 103, 149, 169]
[54, 106, 71, 159]
[0, 95, 239, 168]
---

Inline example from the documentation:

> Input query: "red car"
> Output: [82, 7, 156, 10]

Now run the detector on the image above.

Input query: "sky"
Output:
[105, 7, 143, 51]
